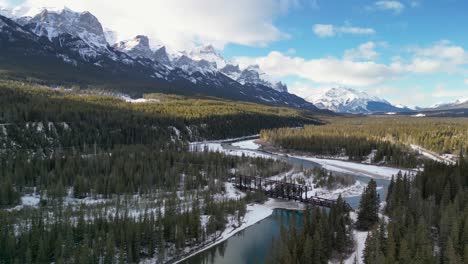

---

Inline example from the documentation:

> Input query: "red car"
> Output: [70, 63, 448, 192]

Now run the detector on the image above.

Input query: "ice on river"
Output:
[189, 142, 273, 159]
[231, 139, 260, 150]
[292, 155, 416, 180]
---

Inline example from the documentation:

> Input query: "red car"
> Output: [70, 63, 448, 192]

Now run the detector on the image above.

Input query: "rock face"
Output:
[0, 8, 320, 112]
[114, 35, 153, 59]
[27, 8, 107, 48]
[221, 64, 288, 93]
[309, 87, 409, 114]
[153, 46, 171, 66]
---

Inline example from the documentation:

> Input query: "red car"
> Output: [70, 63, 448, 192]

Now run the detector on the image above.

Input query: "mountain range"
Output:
[430, 98, 468, 110]
[307, 87, 413, 114]
[4, 7, 461, 115]
[0, 8, 321, 112]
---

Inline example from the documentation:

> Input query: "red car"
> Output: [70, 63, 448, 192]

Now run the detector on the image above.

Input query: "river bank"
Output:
[172, 198, 305, 264]
[182, 137, 402, 264]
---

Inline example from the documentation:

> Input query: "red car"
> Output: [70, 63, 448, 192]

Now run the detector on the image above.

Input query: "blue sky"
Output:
[4, 0, 468, 107]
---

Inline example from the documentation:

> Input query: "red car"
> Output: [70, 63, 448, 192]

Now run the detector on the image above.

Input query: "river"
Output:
[181, 138, 392, 264]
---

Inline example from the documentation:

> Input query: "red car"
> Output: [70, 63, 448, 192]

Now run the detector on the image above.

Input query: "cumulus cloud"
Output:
[234, 51, 402, 87]
[313, 24, 375, 38]
[406, 41, 468, 73]
[12, 0, 296, 50]
[344, 42, 379, 61]
[372, 1, 405, 14]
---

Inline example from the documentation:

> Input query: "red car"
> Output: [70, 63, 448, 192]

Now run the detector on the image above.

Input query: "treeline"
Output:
[0, 80, 320, 151]
[268, 197, 353, 263]
[0, 144, 290, 208]
[0, 143, 291, 262]
[261, 127, 418, 168]
[262, 117, 468, 155]
[0, 193, 248, 263]
[261, 116, 468, 167]
[362, 158, 468, 263]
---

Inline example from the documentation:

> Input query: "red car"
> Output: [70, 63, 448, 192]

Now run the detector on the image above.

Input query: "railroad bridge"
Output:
[233, 175, 353, 211]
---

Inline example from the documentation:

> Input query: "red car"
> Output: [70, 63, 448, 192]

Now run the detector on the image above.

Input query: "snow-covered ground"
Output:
[121, 95, 160, 103]
[231, 139, 260, 150]
[291, 155, 416, 180]
[6, 194, 41, 211]
[267, 170, 382, 200]
[342, 229, 368, 264]
[189, 142, 273, 159]
[214, 182, 246, 200]
[410, 144, 457, 165]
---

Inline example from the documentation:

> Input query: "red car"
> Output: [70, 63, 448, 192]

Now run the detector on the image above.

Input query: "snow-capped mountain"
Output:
[221, 64, 288, 93]
[309, 87, 410, 114]
[173, 55, 217, 74]
[0, 8, 317, 111]
[188, 45, 227, 69]
[430, 98, 468, 109]
[112, 36, 288, 93]
[114, 35, 154, 60]
[153, 46, 172, 66]
[26, 8, 107, 49]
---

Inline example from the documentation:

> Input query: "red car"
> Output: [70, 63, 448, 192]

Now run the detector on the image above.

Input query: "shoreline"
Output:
[171, 198, 304, 264]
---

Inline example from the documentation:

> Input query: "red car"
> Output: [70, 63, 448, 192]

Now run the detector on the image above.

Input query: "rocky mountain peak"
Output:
[189, 44, 226, 69]
[308, 87, 404, 113]
[154, 46, 171, 66]
[114, 35, 154, 60]
[27, 8, 107, 49]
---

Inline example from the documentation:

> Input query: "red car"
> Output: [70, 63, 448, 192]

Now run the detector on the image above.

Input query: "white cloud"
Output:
[15, 0, 296, 50]
[313, 24, 375, 38]
[344, 42, 379, 61]
[234, 51, 402, 87]
[432, 83, 468, 98]
[373, 1, 405, 14]
[406, 41, 468, 73]
[464, 79, 468, 85]
[313, 24, 335, 38]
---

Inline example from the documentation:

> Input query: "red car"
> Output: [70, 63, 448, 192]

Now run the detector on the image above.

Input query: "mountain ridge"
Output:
[308, 87, 412, 114]
[0, 9, 324, 113]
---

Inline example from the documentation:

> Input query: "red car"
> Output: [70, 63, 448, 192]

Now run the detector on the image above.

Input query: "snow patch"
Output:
[231, 139, 260, 150]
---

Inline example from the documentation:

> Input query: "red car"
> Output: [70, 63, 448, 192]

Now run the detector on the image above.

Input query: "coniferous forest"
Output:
[261, 117, 468, 167]
[0, 79, 467, 264]
[1, 2, 468, 263]
[361, 159, 468, 264]
[0, 80, 311, 263]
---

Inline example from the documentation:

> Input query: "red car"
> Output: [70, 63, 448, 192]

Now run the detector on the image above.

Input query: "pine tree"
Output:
[357, 179, 380, 230]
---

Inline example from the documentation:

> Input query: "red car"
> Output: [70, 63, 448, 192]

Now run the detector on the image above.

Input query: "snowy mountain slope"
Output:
[430, 98, 468, 109]
[26, 8, 107, 49]
[188, 45, 227, 69]
[221, 64, 288, 93]
[114, 35, 154, 60]
[0, 10, 320, 112]
[308, 87, 410, 114]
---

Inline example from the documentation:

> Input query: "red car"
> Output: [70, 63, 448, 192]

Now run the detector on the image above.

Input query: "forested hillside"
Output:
[261, 117, 468, 167]
[0, 80, 321, 154]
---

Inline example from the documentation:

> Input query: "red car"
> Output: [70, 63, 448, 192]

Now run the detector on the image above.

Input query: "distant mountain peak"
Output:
[309, 87, 408, 114]
[431, 98, 468, 109]
[188, 44, 227, 69]
[114, 35, 154, 60]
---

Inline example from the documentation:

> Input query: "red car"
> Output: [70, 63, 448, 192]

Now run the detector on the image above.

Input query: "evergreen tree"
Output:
[357, 179, 380, 230]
